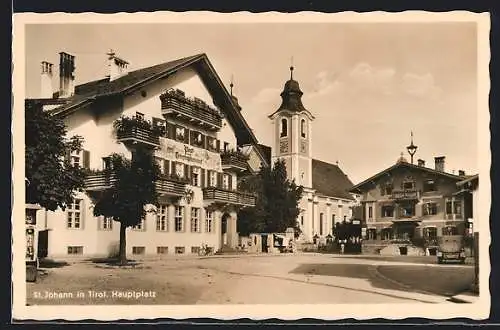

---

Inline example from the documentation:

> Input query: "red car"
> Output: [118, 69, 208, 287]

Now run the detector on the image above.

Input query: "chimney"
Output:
[417, 159, 425, 167]
[459, 170, 465, 176]
[59, 52, 75, 98]
[434, 156, 445, 172]
[40, 61, 54, 98]
[106, 50, 129, 81]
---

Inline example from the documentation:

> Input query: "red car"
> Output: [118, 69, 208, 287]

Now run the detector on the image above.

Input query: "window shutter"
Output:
[82, 150, 90, 169]
[200, 134, 206, 149]
[190, 130, 196, 146]
[184, 164, 190, 180]
[171, 161, 177, 178]
[164, 160, 170, 175]
[201, 169, 206, 188]
[184, 128, 190, 144]
[167, 123, 174, 139]
[228, 175, 233, 191]
[217, 173, 223, 188]
[191, 166, 196, 184]
[216, 139, 221, 152]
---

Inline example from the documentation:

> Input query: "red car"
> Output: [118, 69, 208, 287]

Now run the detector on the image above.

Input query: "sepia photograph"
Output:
[12, 11, 490, 321]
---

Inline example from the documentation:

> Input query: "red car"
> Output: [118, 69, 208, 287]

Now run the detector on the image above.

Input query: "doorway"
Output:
[261, 234, 268, 253]
[221, 213, 230, 247]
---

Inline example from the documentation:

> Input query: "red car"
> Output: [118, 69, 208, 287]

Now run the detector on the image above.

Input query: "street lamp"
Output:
[406, 131, 418, 164]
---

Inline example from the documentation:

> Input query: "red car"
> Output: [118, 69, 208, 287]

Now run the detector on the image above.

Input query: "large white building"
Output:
[28, 51, 269, 258]
[268, 66, 358, 242]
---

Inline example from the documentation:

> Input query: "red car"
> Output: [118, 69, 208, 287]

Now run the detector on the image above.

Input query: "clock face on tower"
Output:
[280, 140, 289, 153]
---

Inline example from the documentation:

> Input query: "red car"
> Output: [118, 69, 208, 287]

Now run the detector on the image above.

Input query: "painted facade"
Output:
[29, 52, 267, 258]
[351, 155, 475, 244]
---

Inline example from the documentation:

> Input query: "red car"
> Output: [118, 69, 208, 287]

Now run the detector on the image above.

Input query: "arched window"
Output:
[300, 119, 306, 138]
[280, 118, 288, 138]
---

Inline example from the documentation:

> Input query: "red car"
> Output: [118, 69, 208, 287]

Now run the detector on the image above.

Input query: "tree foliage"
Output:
[25, 100, 86, 211]
[92, 148, 160, 263]
[238, 159, 303, 236]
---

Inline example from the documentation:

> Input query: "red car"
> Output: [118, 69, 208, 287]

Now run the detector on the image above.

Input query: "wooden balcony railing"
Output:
[155, 176, 188, 197]
[160, 89, 223, 130]
[84, 172, 117, 191]
[116, 126, 160, 147]
[221, 152, 248, 171]
[203, 187, 256, 207]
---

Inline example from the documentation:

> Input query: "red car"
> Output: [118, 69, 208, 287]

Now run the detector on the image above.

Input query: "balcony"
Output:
[116, 125, 161, 148]
[221, 151, 248, 172]
[155, 175, 188, 197]
[203, 187, 256, 207]
[391, 189, 420, 201]
[160, 89, 223, 130]
[84, 171, 117, 191]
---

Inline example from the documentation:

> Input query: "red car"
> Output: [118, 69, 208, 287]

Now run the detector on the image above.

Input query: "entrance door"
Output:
[38, 229, 48, 259]
[221, 213, 229, 247]
[261, 234, 268, 253]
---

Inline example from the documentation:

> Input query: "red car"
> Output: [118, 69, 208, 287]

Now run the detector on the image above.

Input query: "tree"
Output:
[25, 100, 86, 211]
[92, 148, 160, 264]
[238, 159, 303, 236]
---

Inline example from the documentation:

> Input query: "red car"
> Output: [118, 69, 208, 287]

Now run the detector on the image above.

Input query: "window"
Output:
[135, 112, 144, 120]
[301, 215, 304, 226]
[400, 203, 415, 217]
[332, 214, 335, 224]
[157, 246, 168, 255]
[175, 206, 184, 232]
[70, 150, 81, 167]
[175, 163, 185, 178]
[446, 201, 453, 214]
[343, 215, 347, 221]
[100, 216, 113, 230]
[67, 199, 82, 229]
[319, 213, 324, 235]
[224, 142, 230, 152]
[383, 184, 393, 195]
[403, 181, 415, 190]
[368, 206, 373, 219]
[175, 246, 185, 254]
[209, 171, 217, 187]
[300, 119, 306, 138]
[132, 217, 145, 231]
[156, 205, 168, 232]
[175, 126, 185, 141]
[205, 209, 214, 233]
[423, 202, 438, 216]
[423, 180, 436, 192]
[102, 156, 112, 170]
[382, 205, 394, 218]
[132, 246, 145, 255]
[454, 201, 462, 218]
[280, 118, 288, 138]
[423, 227, 437, 239]
[192, 167, 200, 186]
[222, 174, 230, 190]
[67, 246, 83, 255]
[191, 246, 200, 254]
[442, 226, 458, 236]
[191, 208, 200, 233]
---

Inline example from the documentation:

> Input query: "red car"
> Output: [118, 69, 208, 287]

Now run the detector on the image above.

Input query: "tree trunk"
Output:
[119, 222, 127, 265]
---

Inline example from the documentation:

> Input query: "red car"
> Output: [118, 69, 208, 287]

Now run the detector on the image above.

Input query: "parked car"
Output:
[437, 235, 466, 264]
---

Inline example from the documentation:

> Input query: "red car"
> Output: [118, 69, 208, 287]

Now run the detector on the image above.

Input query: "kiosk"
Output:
[26, 204, 41, 282]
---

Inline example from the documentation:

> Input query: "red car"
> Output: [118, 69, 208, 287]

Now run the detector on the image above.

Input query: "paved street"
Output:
[26, 253, 474, 305]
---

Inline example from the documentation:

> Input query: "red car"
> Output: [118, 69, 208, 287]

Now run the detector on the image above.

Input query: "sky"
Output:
[24, 22, 479, 184]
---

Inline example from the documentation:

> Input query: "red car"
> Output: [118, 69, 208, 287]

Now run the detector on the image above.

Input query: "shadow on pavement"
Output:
[39, 259, 69, 268]
[290, 263, 474, 297]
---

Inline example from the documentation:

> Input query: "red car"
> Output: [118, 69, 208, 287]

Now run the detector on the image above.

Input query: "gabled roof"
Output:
[311, 159, 355, 201]
[28, 53, 267, 167]
[350, 160, 466, 193]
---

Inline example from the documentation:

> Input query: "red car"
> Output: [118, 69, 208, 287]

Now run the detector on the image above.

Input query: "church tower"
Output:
[268, 65, 315, 188]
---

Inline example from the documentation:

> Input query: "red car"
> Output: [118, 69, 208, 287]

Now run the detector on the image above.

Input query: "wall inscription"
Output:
[156, 138, 222, 171]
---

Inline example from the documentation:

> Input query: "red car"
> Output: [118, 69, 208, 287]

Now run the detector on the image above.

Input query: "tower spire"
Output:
[230, 74, 234, 96]
[290, 56, 294, 80]
[406, 131, 418, 164]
